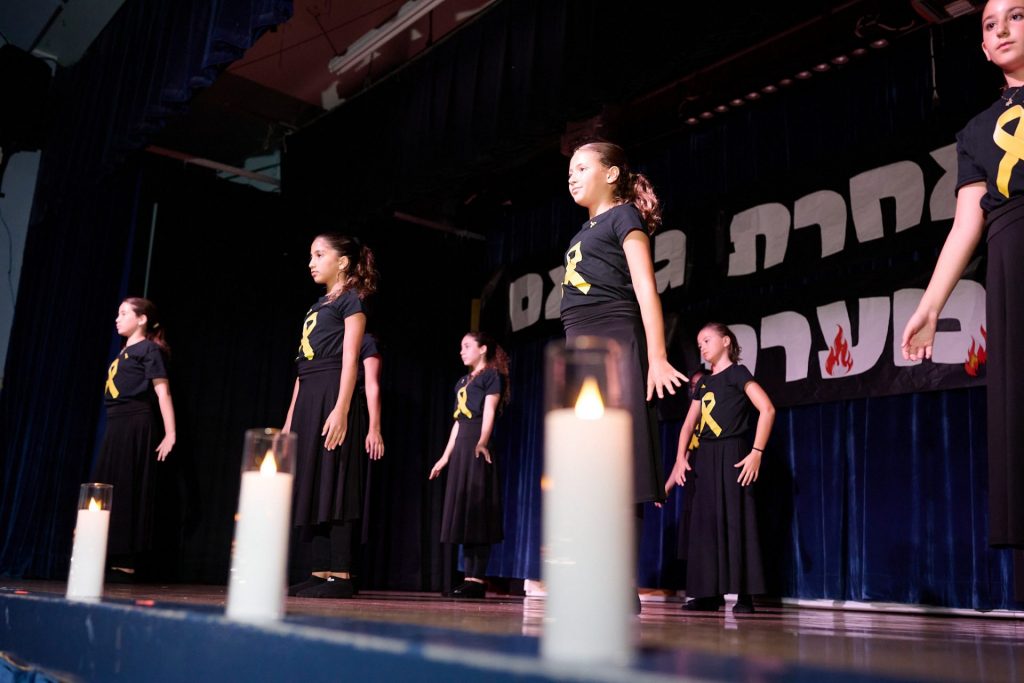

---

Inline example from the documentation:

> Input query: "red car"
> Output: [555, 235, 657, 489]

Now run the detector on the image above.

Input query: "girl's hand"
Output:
[673, 453, 692, 486]
[322, 407, 348, 450]
[901, 308, 937, 361]
[429, 455, 449, 480]
[734, 450, 761, 486]
[155, 434, 175, 461]
[365, 429, 384, 460]
[647, 358, 688, 400]
[475, 443, 492, 464]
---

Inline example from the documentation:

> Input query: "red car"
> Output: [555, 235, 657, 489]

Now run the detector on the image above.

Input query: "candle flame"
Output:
[574, 376, 605, 419]
[88, 497, 102, 511]
[260, 450, 278, 475]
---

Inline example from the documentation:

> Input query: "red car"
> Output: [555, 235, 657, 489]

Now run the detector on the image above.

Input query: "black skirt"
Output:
[985, 198, 1024, 548]
[684, 436, 765, 598]
[291, 360, 368, 527]
[562, 300, 664, 504]
[440, 419, 504, 544]
[93, 400, 158, 557]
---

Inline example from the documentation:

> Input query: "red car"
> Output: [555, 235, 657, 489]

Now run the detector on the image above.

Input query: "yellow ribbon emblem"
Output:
[562, 241, 591, 294]
[453, 385, 473, 419]
[105, 357, 120, 398]
[698, 391, 722, 437]
[994, 105, 1024, 198]
[688, 433, 700, 450]
[298, 311, 318, 360]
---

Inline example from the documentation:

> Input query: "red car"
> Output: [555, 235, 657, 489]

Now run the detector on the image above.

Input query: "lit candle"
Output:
[542, 357, 634, 665]
[226, 429, 296, 621]
[66, 483, 113, 601]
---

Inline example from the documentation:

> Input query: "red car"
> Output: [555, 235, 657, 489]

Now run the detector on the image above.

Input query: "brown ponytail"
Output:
[317, 233, 379, 299]
[574, 141, 662, 234]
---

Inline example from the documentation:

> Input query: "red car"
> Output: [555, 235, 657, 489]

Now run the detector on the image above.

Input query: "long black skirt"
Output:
[986, 198, 1024, 549]
[291, 362, 368, 527]
[684, 436, 765, 598]
[440, 419, 504, 544]
[93, 400, 158, 557]
[562, 300, 664, 504]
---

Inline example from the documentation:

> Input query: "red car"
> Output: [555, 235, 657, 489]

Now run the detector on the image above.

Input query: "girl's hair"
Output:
[467, 330, 511, 411]
[575, 141, 662, 234]
[701, 322, 741, 364]
[317, 233, 379, 300]
[123, 297, 170, 354]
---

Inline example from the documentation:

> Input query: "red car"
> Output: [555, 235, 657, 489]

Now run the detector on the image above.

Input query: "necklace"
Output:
[1002, 86, 1023, 107]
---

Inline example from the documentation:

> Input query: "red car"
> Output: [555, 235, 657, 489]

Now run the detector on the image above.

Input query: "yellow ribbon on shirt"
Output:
[994, 105, 1024, 198]
[562, 241, 591, 294]
[453, 385, 473, 419]
[105, 358, 120, 398]
[698, 392, 722, 438]
[299, 311, 318, 360]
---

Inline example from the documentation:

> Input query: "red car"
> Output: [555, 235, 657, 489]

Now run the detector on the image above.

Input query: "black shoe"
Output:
[298, 576, 354, 599]
[288, 575, 326, 597]
[733, 594, 756, 614]
[450, 580, 486, 599]
[683, 595, 724, 611]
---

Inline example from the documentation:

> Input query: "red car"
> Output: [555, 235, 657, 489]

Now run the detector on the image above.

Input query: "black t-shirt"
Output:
[295, 290, 365, 364]
[560, 203, 646, 313]
[956, 95, 1024, 214]
[103, 339, 167, 407]
[452, 368, 501, 422]
[692, 363, 755, 440]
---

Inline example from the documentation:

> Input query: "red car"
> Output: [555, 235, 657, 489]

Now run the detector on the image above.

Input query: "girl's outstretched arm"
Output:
[735, 381, 775, 486]
[475, 393, 500, 464]
[430, 422, 460, 479]
[152, 379, 176, 461]
[902, 183, 986, 361]
[623, 231, 688, 400]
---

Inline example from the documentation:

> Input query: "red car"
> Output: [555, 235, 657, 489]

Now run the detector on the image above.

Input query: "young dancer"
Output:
[285, 234, 377, 599]
[429, 332, 510, 599]
[94, 297, 176, 578]
[665, 323, 775, 613]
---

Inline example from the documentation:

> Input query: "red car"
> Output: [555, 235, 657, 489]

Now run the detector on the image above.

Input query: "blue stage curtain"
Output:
[0, 0, 292, 579]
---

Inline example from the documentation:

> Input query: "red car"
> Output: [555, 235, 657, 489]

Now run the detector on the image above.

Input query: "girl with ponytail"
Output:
[94, 297, 177, 579]
[284, 233, 379, 599]
[562, 141, 686, 610]
[429, 331, 510, 599]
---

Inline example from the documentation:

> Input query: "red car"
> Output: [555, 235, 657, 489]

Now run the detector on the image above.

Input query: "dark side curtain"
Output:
[0, 0, 292, 578]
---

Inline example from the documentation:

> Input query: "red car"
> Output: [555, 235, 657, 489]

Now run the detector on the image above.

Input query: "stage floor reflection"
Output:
[4, 581, 1022, 682]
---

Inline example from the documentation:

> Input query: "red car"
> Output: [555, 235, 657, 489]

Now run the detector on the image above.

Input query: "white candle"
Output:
[226, 450, 294, 621]
[542, 377, 634, 665]
[66, 497, 110, 600]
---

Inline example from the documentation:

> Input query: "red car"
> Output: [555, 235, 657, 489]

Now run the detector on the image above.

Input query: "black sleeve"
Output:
[334, 290, 365, 318]
[610, 204, 646, 245]
[142, 344, 168, 380]
[480, 369, 501, 396]
[955, 127, 987, 193]
[731, 364, 754, 391]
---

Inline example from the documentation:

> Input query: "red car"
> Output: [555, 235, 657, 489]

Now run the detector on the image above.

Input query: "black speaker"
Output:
[0, 44, 51, 153]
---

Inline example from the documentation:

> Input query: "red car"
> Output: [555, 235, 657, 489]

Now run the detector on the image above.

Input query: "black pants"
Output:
[462, 543, 491, 579]
[308, 521, 356, 573]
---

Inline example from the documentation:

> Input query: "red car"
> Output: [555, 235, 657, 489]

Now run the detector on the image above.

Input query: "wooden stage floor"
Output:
[4, 581, 1022, 682]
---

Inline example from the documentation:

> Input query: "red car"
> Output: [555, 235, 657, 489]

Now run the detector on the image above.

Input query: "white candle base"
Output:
[542, 407, 634, 665]
[226, 471, 293, 621]
[66, 508, 110, 600]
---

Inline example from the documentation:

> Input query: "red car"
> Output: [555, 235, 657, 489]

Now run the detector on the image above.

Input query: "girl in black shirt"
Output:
[94, 297, 176, 579]
[285, 234, 377, 599]
[429, 331, 510, 599]
[666, 323, 775, 613]
[903, 0, 1024, 554]
[562, 142, 687, 508]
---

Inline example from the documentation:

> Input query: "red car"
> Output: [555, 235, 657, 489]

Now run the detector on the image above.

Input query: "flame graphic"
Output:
[964, 325, 988, 377]
[824, 325, 854, 376]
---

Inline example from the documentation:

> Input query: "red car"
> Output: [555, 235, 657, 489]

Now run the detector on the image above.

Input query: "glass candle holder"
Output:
[66, 483, 113, 600]
[542, 336, 634, 665]
[226, 428, 297, 622]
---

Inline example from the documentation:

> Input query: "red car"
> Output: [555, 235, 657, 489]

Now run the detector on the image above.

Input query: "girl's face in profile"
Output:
[308, 237, 347, 288]
[697, 328, 730, 366]
[115, 302, 145, 338]
[460, 335, 486, 369]
[568, 148, 616, 209]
